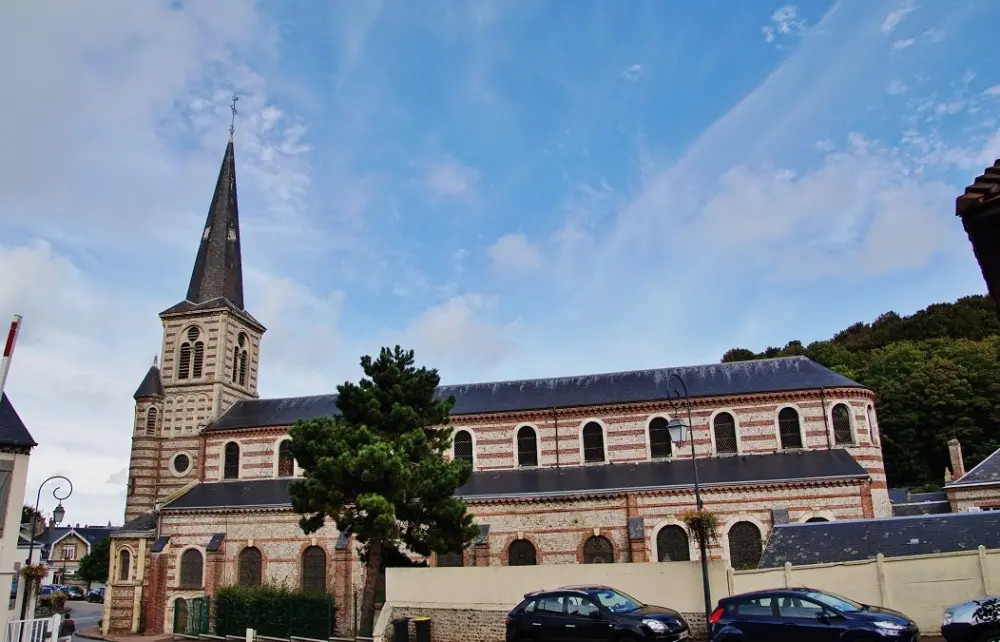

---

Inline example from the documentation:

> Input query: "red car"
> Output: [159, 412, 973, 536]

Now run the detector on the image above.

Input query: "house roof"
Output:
[887, 488, 951, 516]
[20, 525, 116, 558]
[949, 447, 1000, 487]
[758, 512, 1000, 568]
[162, 449, 868, 510]
[206, 356, 865, 431]
[0, 392, 37, 449]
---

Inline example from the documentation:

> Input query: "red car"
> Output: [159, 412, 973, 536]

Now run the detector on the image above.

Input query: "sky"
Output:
[1, 0, 998, 527]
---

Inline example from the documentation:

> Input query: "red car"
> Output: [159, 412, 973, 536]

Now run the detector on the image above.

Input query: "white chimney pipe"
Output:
[0, 314, 23, 399]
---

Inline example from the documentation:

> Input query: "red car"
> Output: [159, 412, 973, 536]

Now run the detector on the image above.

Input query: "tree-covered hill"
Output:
[721, 295, 1000, 489]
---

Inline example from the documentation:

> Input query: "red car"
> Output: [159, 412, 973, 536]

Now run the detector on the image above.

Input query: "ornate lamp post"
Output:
[19, 475, 73, 622]
[664, 373, 713, 628]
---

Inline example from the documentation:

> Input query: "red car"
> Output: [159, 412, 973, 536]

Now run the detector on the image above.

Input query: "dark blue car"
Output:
[709, 587, 920, 641]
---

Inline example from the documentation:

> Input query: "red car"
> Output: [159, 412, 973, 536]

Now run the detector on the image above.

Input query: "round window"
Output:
[173, 453, 191, 474]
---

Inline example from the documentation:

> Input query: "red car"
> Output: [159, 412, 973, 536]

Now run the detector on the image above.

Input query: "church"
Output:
[103, 134, 892, 637]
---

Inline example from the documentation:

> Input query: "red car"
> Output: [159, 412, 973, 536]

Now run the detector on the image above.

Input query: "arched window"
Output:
[179, 549, 203, 588]
[145, 407, 158, 436]
[778, 408, 803, 449]
[278, 440, 295, 477]
[224, 442, 240, 479]
[713, 412, 738, 454]
[516, 426, 538, 467]
[582, 535, 614, 563]
[508, 539, 537, 566]
[301, 546, 327, 593]
[831, 404, 853, 445]
[453, 430, 473, 466]
[177, 327, 204, 380]
[728, 522, 763, 570]
[648, 417, 672, 459]
[867, 405, 880, 445]
[582, 422, 605, 463]
[233, 333, 249, 386]
[118, 549, 132, 581]
[238, 546, 262, 587]
[656, 525, 690, 562]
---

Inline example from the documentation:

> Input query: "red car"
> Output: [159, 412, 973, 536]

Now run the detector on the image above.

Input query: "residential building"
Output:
[0, 394, 37, 633]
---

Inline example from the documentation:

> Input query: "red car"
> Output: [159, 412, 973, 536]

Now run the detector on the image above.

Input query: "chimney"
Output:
[47, 517, 55, 535]
[948, 438, 966, 480]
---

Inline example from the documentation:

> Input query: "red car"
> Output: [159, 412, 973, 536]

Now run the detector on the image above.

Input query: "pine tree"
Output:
[288, 346, 479, 636]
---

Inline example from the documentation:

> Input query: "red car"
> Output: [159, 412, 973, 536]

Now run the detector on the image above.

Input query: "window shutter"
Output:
[0, 459, 14, 535]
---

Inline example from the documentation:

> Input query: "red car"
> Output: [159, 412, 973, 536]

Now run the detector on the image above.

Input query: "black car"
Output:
[505, 584, 690, 641]
[941, 595, 1000, 642]
[87, 588, 105, 604]
[709, 588, 920, 641]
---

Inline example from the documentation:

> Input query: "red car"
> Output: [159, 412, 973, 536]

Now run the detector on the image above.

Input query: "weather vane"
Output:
[229, 94, 240, 137]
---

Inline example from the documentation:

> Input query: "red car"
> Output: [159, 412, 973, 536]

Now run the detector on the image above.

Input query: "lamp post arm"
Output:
[19, 475, 73, 625]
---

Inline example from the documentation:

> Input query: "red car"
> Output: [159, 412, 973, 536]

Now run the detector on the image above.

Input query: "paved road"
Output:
[67, 600, 103, 641]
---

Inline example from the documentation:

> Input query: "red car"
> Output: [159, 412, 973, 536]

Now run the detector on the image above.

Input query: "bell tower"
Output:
[124, 129, 266, 522]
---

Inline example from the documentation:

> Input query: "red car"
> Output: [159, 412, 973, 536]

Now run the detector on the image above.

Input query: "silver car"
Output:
[941, 596, 1000, 642]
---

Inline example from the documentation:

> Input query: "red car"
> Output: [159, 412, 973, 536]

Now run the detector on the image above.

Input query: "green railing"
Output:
[173, 596, 211, 638]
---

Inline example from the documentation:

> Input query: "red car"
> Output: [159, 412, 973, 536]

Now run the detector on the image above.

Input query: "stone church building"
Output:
[103, 135, 892, 637]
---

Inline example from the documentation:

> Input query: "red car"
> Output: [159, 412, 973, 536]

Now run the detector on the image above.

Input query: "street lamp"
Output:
[666, 373, 712, 628]
[20, 475, 73, 622]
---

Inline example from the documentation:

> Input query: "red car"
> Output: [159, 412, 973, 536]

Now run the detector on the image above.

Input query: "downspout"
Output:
[819, 387, 832, 449]
[552, 407, 560, 468]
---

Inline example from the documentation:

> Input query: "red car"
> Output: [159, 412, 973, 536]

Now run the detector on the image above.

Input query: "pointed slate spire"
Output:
[133, 355, 164, 400]
[185, 137, 245, 310]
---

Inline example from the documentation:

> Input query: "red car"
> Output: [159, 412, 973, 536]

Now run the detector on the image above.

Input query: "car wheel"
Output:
[974, 630, 1000, 642]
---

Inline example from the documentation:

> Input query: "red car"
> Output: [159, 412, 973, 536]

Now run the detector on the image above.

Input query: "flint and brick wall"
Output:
[948, 484, 1000, 512]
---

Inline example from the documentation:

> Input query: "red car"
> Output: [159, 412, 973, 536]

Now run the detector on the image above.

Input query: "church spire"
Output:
[185, 120, 244, 310]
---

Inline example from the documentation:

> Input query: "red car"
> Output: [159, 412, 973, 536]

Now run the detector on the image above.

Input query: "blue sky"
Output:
[0, 0, 997, 524]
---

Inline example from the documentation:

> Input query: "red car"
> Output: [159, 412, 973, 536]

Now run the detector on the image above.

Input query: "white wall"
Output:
[0, 452, 32, 633]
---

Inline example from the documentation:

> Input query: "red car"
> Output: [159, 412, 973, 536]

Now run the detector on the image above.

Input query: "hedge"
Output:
[213, 585, 333, 639]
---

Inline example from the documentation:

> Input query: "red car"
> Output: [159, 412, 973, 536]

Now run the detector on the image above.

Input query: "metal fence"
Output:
[212, 593, 333, 641]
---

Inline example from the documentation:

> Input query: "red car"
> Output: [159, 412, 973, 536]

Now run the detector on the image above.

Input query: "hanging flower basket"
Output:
[679, 509, 720, 547]
[20, 563, 48, 581]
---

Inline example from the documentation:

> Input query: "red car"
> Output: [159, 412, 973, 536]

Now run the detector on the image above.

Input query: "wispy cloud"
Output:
[892, 38, 916, 51]
[487, 233, 544, 276]
[622, 64, 643, 82]
[762, 5, 806, 44]
[881, 0, 918, 35]
[424, 159, 481, 201]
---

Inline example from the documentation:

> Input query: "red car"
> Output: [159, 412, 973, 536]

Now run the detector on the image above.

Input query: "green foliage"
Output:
[721, 295, 1000, 487]
[21, 505, 43, 525]
[679, 510, 719, 547]
[77, 537, 110, 586]
[213, 585, 332, 639]
[288, 346, 480, 635]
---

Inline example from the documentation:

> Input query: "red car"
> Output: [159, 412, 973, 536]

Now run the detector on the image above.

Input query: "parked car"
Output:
[63, 586, 85, 600]
[941, 595, 1000, 642]
[87, 588, 105, 604]
[708, 588, 919, 641]
[505, 584, 690, 641]
[38, 585, 56, 596]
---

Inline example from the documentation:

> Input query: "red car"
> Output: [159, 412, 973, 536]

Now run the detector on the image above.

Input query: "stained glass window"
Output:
[278, 440, 295, 477]
[582, 535, 614, 564]
[301, 546, 327, 594]
[118, 549, 131, 581]
[656, 525, 690, 562]
[238, 546, 262, 587]
[713, 412, 738, 454]
[832, 404, 853, 445]
[508, 539, 537, 566]
[728, 521, 763, 570]
[648, 417, 672, 459]
[582, 422, 605, 463]
[453, 430, 473, 465]
[778, 408, 803, 449]
[517, 426, 538, 467]
[179, 549, 203, 588]
[224, 442, 240, 479]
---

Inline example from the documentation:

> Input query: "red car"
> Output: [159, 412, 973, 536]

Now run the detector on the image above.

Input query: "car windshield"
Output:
[806, 591, 864, 613]
[587, 588, 643, 613]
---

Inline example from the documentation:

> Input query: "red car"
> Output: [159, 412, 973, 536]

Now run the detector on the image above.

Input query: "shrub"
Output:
[213, 585, 332, 639]
[679, 509, 720, 548]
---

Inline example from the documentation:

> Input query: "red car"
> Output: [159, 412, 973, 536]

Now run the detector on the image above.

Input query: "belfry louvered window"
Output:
[656, 525, 690, 561]
[179, 549, 203, 588]
[831, 404, 853, 445]
[713, 412, 738, 454]
[238, 546, 262, 587]
[648, 417, 672, 459]
[177, 327, 204, 380]
[301, 546, 326, 593]
[278, 440, 295, 477]
[508, 539, 537, 566]
[582, 535, 614, 563]
[778, 407, 803, 449]
[145, 407, 158, 436]
[224, 442, 240, 479]
[582, 422, 605, 463]
[453, 430, 473, 465]
[233, 332, 249, 386]
[728, 521, 763, 570]
[516, 426, 538, 467]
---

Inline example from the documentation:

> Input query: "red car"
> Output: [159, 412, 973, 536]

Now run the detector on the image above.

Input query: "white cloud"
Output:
[487, 233, 544, 276]
[424, 159, 481, 200]
[622, 64, 643, 82]
[984, 85, 1000, 97]
[762, 5, 806, 44]
[881, 0, 917, 35]
[892, 38, 916, 50]
[403, 294, 515, 376]
[886, 80, 910, 95]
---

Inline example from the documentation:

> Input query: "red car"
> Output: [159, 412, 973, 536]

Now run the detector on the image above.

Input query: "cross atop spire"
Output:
[229, 94, 239, 140]
[184, 133, 245, 310]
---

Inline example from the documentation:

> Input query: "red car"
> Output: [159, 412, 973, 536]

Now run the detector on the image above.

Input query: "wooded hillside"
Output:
[721, 295, 1000, 489]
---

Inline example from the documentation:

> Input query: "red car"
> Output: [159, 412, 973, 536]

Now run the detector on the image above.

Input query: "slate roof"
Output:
[133, 362, 164, 399]
[758, 512, 1000, 568]
[207, 356, 864, 431]
[0, 393, 37, 449]
[949, 446, 1000, 487]
[117, 512, 157, 533]
[24, 526, 116, 559]
[888, 488, 951, 516]
[162, 449, 867, 510]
